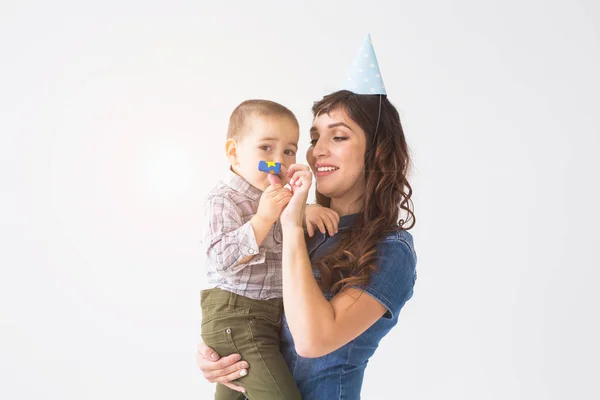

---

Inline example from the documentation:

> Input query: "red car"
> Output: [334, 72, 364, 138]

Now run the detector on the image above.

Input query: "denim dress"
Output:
[280, 213, 417, 399]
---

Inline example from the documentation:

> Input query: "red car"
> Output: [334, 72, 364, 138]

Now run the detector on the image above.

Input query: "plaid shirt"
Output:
[203, 170, 283, 300]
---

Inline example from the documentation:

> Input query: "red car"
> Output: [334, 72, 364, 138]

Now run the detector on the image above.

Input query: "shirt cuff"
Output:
[236, 220, 265, 264]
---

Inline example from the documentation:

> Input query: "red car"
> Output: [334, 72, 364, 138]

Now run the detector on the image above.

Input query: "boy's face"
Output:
[229, 115, 299, 191]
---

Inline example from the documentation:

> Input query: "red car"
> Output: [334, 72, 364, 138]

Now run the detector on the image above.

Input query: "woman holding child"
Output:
[198, 35, 417, 399]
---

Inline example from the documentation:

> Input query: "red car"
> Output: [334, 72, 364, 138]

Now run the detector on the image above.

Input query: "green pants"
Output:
[200, 288, 302, 400]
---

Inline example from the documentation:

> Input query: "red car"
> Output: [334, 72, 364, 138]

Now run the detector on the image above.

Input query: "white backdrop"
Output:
[1, 1, 599, 399]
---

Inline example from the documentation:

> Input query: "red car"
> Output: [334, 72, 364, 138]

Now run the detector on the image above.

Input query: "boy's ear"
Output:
[225, 138, 239, 165]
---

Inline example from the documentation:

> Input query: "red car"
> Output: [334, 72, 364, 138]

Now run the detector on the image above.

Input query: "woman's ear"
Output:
[225, 139, 238, 166]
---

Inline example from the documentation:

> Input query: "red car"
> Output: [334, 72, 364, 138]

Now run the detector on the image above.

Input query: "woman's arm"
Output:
[282, 227, 387, 358]
[280, 166, 389, 358]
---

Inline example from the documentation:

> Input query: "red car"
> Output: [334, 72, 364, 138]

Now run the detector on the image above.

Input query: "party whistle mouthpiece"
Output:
[258, 161, 281, 175]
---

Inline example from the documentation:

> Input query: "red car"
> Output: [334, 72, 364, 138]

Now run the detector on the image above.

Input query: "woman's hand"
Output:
[280, 164, 313, 229]
[196, 342, 249, 393]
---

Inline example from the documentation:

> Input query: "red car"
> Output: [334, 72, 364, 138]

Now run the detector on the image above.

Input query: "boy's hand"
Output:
[255, 179, 292, 224]
[304, 204, 339, 237]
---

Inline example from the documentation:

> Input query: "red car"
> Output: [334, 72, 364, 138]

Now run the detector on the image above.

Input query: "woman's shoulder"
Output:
[361, 228, 417, 320]
[379, 229, 416, 261]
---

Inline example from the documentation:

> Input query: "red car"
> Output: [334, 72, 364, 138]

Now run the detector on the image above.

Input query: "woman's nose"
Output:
[312, 139, 329, 158]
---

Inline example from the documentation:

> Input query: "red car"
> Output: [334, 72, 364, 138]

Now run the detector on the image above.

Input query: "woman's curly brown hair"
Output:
[311, 90, 415, 295]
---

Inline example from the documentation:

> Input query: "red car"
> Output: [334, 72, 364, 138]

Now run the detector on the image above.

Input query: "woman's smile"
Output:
[314, 163, 339, 177]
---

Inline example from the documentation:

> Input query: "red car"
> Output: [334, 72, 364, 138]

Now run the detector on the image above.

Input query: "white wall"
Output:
[1, 1, 599, 399]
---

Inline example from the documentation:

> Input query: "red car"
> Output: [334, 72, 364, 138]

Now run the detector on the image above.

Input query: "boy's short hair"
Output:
[227, 99, 299, 139]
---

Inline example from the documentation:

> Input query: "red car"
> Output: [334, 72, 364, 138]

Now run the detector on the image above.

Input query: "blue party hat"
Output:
[342, 34, 386, 95]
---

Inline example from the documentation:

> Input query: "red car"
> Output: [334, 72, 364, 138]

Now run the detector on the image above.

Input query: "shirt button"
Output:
[248, 249, 255, 254]
[226, 328, 231, 334]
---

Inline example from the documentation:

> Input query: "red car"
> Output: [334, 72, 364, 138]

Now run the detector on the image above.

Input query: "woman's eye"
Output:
[309, 139, 318, 146]
[284, 149, 296, 156]
[333, 136, 348, 142]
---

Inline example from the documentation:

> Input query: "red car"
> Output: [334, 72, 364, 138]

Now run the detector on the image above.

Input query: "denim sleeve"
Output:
[359, 238, 417, 319]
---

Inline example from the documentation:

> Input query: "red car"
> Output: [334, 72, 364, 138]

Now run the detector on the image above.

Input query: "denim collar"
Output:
[306, 212, 360, 256]
[338, 212, 360, 231]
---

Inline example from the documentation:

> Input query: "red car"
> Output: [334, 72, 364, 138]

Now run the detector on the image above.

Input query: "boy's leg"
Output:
[215, 385, 247, 400]
[201, 289, 301, 400]
[202, 289, 252, 400]
[228, 314, 301, 400]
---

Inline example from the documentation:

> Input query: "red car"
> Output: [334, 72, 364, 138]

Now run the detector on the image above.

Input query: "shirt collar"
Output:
[223, 168, 263, 201]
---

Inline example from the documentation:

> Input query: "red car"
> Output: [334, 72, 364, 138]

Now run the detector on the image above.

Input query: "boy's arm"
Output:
[303, 204, 340, 237]
[204, 196, 269, 276]
[236, 214, 273, 265]
[205, 181, 291, 273]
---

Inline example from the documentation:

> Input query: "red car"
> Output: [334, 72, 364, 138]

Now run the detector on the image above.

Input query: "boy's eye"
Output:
[259, 145, 271, 151]
[284, 149, 296, 156]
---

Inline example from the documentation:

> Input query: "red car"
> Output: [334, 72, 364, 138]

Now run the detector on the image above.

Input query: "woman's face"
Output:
[307, 107, 367, 202]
